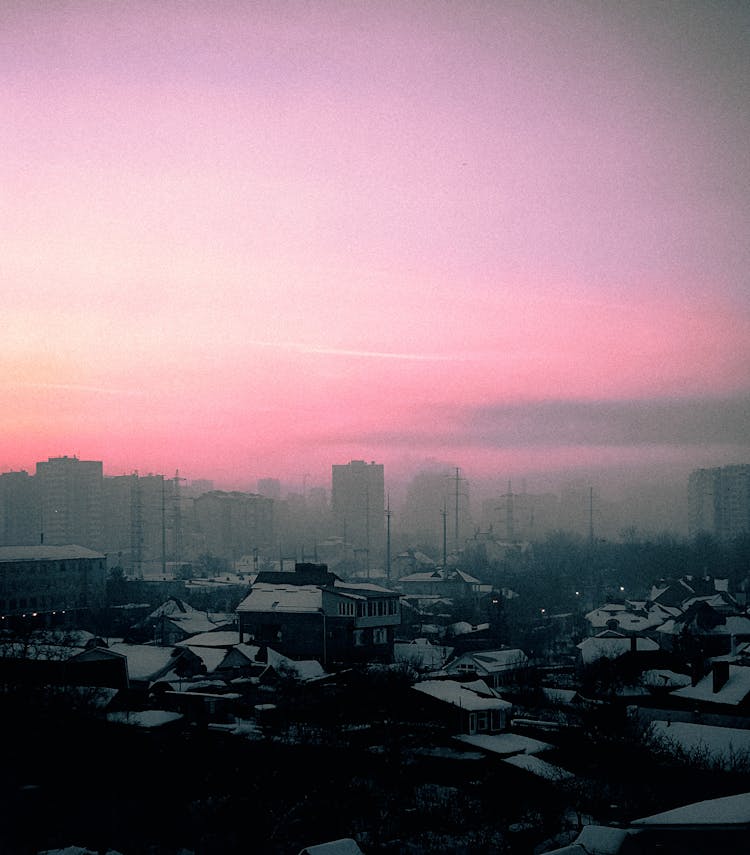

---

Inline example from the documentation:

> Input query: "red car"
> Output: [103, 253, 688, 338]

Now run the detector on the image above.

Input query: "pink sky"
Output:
[2, 1, 749, 490]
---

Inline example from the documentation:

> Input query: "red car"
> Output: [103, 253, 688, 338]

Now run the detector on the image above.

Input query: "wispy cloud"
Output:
[8, 383, 146, 397]
[248, 340, 461, 362]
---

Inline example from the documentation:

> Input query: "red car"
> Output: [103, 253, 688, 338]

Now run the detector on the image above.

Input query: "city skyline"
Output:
[3, 2, 749, 488]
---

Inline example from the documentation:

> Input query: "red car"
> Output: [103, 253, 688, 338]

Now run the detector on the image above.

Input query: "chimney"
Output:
[712, 660, 730, 694]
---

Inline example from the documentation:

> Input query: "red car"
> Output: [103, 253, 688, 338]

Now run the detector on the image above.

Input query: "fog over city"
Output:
[2, 2, 750, 854]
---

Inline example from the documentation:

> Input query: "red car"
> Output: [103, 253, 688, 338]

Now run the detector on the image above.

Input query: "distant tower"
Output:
[332, 461, 385, 565]
[36, 456, 104, 549]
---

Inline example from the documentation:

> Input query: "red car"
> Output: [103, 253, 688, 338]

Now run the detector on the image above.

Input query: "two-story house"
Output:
[236, 563, 401, 666]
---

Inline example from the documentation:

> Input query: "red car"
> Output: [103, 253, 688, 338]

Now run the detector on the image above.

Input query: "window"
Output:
[373, 628, 387, 644]
[468, 713, 477, 734]
[477, 711, 488, 731]
[377, 600, 385, 616]
[353, 629, 364, 646]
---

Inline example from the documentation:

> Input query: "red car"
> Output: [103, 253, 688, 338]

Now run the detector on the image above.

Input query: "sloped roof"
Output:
[265, 647, 326, 681]
[176, 630, 241, 648]
[108, 643, 182, 681]
[672, 665, 750, 706]
[576, 633, 659, 665]
[236, 584, 322, 613]
[631, 791, 750, 827]
[0, 545, 105, 562]
[412, 678, 512, 711]
[448, 648, 529, 672]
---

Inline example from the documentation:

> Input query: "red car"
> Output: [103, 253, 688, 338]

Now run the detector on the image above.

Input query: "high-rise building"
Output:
[36, 456, 104, 550]
[0, 470, 40, 546]
[331, 460, 385, 566]
[689, 465, 750, 541]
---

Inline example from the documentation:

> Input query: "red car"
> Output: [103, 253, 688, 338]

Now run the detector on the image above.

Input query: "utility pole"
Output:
[161, 476, 167, 576]
[384, 492, 392, 580]
[440, 499, 448, 573]
[365, 484, 370, 579]
[448, 467, 468, 552]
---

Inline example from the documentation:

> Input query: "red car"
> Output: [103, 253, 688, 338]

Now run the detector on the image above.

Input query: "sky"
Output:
[2, 0, 749, 493]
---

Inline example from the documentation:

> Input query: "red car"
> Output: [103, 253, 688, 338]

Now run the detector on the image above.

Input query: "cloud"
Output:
[9, 383, 145, 397]
[248, 340, 461, 362]
[326, 395, 750, 450]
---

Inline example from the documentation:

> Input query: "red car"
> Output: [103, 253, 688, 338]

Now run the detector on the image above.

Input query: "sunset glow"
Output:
[2, 1, 749, 489]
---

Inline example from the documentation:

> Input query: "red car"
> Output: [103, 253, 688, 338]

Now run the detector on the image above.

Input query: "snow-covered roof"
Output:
[398, 571, 445, 583]
[176, 630, 241, 648]
[454, 732, 551, 756]
[394, 639, 453, 670]
[648, 721, 750, 770]
[412, 679, 511, 711]
[0, 544, 105, 562]
[641, 669, 691, 689]
[108, 643, 181, 681]
[265, 647, 327, 681]
[631, 790, 750, 827]
[576, 633, 659, 665]
[503, 753, 574, 781]
[236, 584, 322, 613]
[334, 581, 397, 595]
[672, 664, 750, 706]
[107, 710, 183, 729]
[299, 839, 364, 855]
[184, 646, 226, 673]
[447, 648, 528, 673]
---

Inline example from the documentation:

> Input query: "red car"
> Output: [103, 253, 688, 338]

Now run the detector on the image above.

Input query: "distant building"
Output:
[36, 456, 104, 550]
[257, 478, 281, 500]
[0, 470, 39, 546]
[194, 490, 274, 563]
[332, 460, 385, 566]
[103, 473, 178, 575]
[689, 465, 750, 541]
[0, 544, 107, 621]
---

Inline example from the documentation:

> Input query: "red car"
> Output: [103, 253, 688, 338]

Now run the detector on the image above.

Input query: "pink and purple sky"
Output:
[2, 1, 749, 491]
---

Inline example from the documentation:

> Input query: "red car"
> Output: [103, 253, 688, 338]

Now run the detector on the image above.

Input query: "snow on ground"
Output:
[502, 753, 574, 780]
[454, 733, 552, 756]
[649, 720, 750, 768]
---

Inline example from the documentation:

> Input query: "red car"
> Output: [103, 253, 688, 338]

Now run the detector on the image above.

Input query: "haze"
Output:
[2, 1, 749, 502]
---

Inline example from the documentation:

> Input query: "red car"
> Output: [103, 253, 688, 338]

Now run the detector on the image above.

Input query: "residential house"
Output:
[577, 631, 660, 666]
[132, 597, 233, 645]
[107, 642, 203, 690]
[236, 563, 401, 666]
[412, 678, 512, 735]
[670, 661, 750, 715]
[443, 648, 530, 688]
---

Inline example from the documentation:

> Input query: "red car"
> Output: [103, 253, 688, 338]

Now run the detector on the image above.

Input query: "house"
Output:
[576, 631, 659, 666]
[671, 661, 750, 714]
[107, 642, 204, 689]
[412, 678, 512, 735]
[0, 634, 128, 690]
[543, 791, 750, 854]
[443, 648, 530, 688]
[396, 569, 481, 601]
[131, 597, 233, 645]
[236, 563, 401, 666]
[394, 638, 454, 672]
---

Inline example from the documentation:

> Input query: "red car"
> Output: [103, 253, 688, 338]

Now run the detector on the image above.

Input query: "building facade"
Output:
[36, 456, 104, 550]
[689, 465, 750, 541]
[0, 544, 107, 621]
[331, 460, 385, 568]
